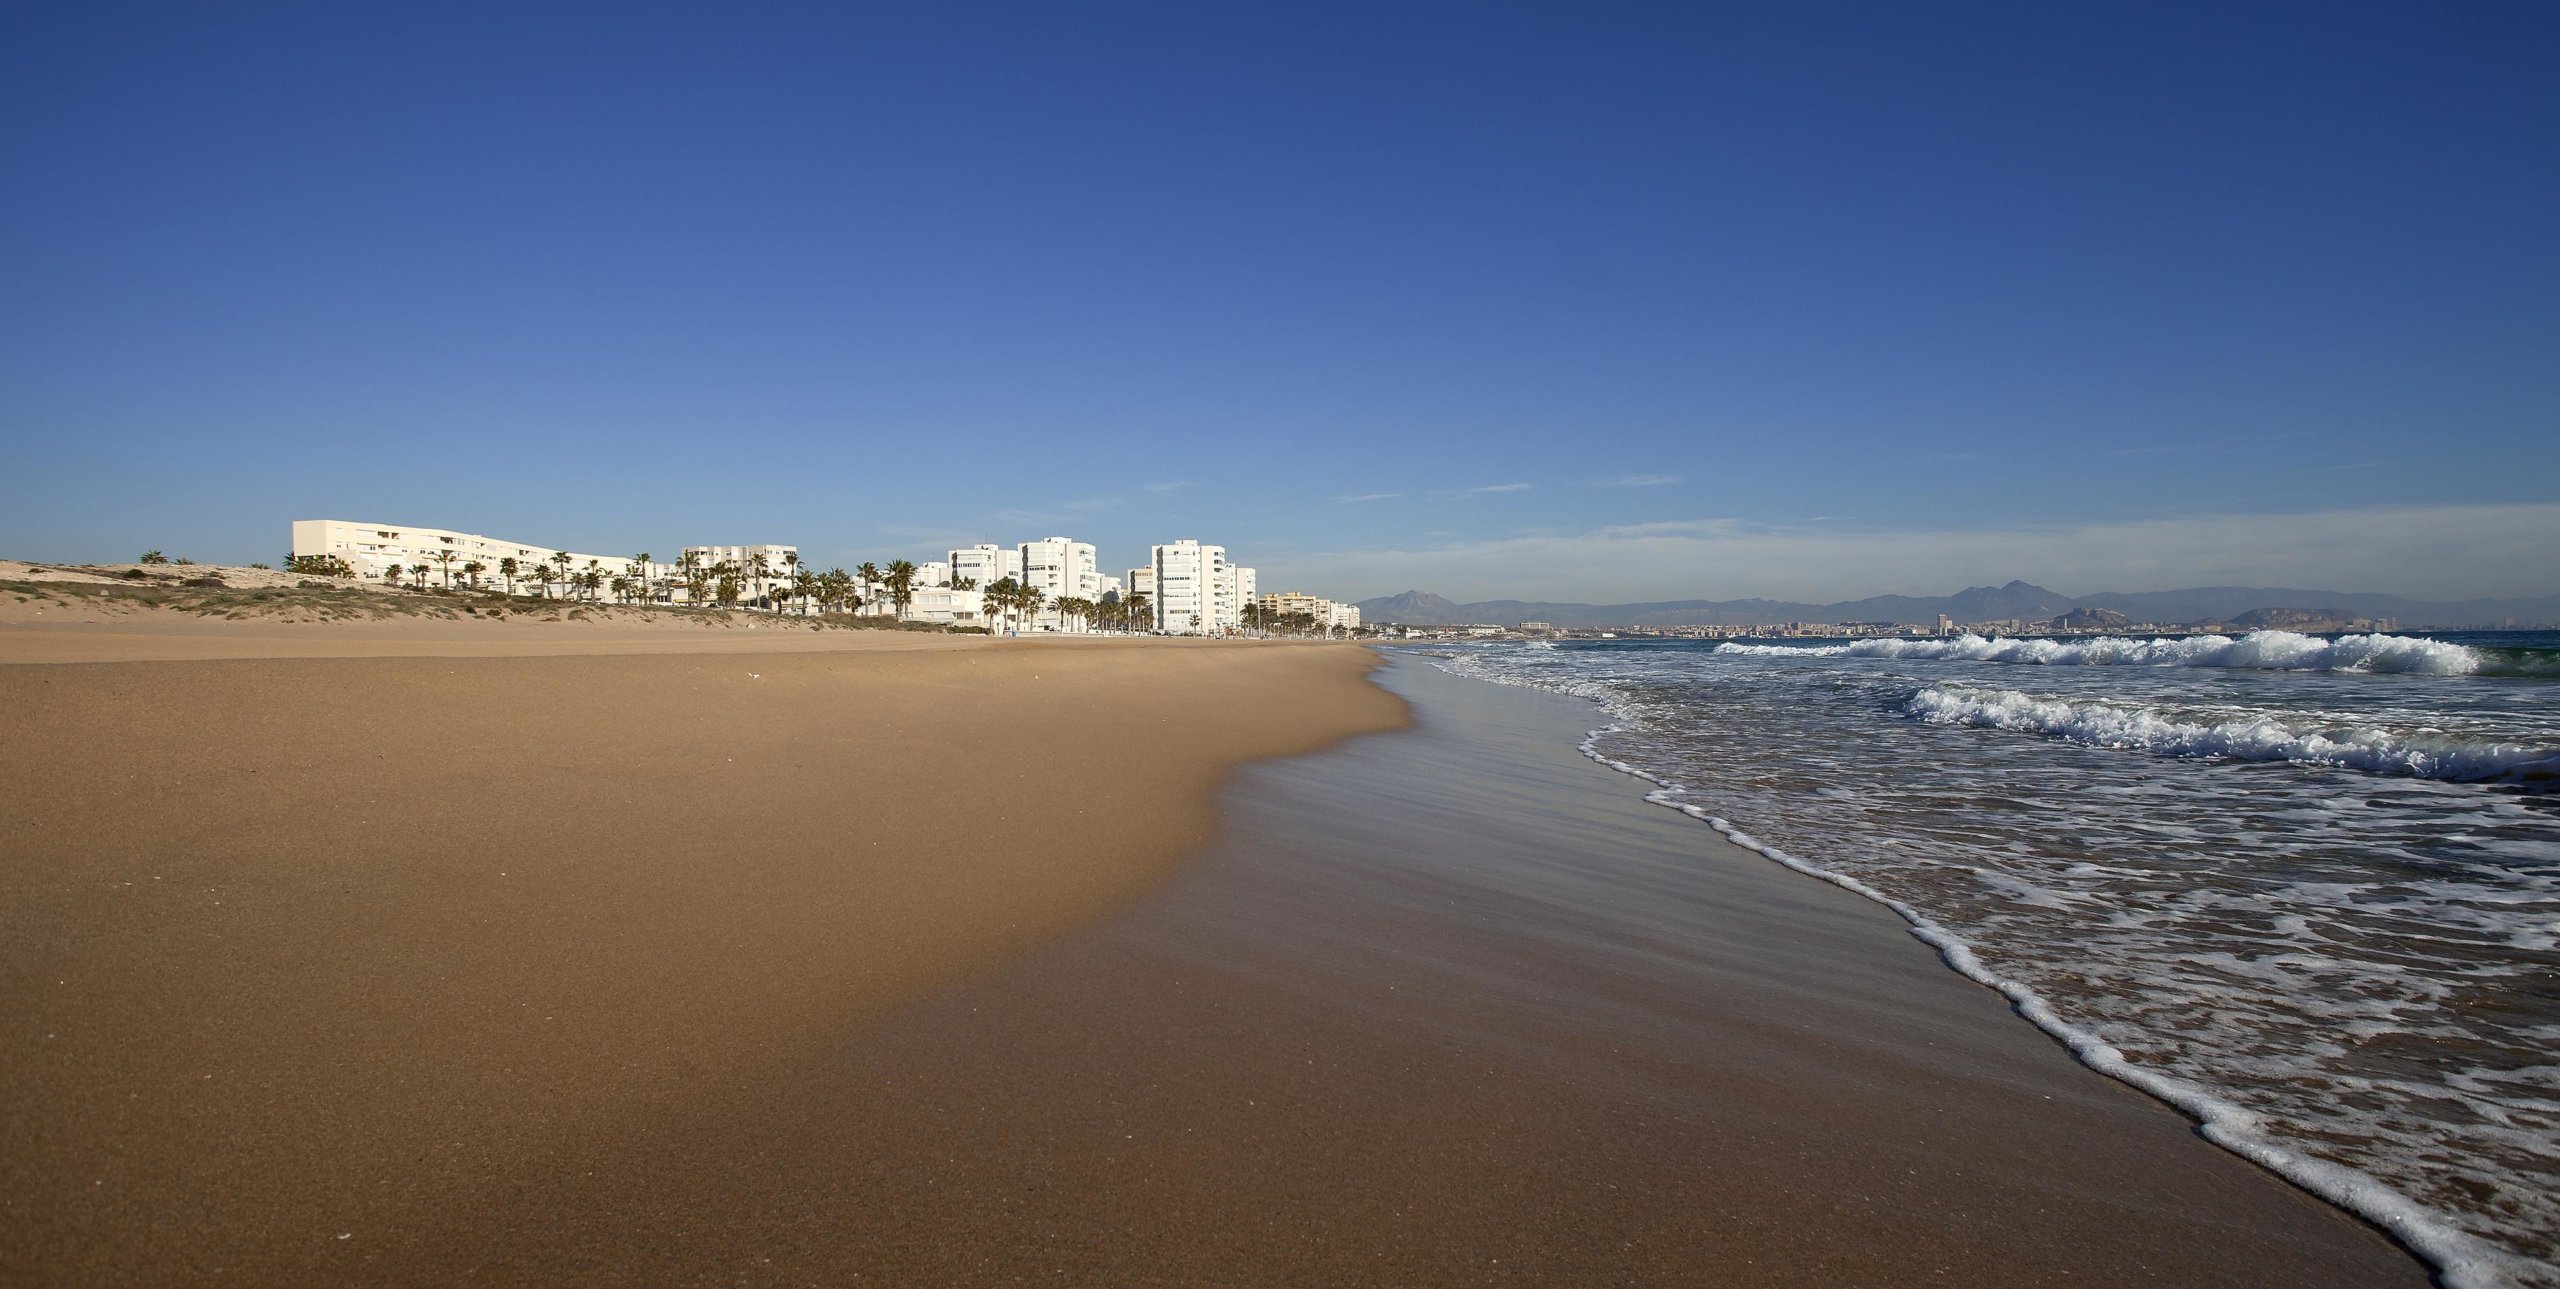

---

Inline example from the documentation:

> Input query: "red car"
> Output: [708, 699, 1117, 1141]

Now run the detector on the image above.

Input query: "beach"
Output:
[1, 617, 2424, 1284]
[0, 616, 1403, 1282]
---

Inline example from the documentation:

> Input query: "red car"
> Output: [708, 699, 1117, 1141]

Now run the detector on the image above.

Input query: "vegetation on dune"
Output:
[0, 576, 962, 630]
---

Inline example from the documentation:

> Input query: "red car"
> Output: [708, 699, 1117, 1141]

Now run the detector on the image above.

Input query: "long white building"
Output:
[292, 519, 660, 591]
[1259, 591, 1362, 632]
[681, 544, 798, 574]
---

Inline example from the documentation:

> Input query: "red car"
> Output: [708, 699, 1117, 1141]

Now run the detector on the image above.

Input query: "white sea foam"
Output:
[1411, 641, 2560, 1286]
[1905, 684, 2560, 785]
[1519, 700, 2537, 1287]
[1719, 630, 2488, 675]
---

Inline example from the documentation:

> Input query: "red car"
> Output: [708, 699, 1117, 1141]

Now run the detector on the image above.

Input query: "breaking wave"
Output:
[1715, 630, 2527, 676]
[1905, 685, 2560, 785]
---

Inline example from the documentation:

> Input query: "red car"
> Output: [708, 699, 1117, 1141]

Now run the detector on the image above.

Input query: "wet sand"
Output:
[604, 655, 2416, 1286]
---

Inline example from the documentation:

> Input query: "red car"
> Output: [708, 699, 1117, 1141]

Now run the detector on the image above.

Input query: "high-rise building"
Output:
[1218, 564, 1256, 629]
[1149, 540, 1227, 635]
[1017, 536, 1100, 629]
[948, 543, 1022, 588]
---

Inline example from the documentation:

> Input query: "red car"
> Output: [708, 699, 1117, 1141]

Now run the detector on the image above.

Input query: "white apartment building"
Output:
[949, 543, 1022, 588]
[916, 560, 953, 589]
[1219, 564, 1257, 629]
[1257, 591, 1361, 632]
[1150, 540, 1229, 634]
[292, 519, 655, 592]
[1018, 536, 1101, 630]
[1124, 567, 1154, 601]
[681, 544, 799, 576]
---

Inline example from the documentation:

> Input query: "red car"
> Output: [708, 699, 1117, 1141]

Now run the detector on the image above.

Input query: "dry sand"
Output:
[0, 622, 1405, 1283]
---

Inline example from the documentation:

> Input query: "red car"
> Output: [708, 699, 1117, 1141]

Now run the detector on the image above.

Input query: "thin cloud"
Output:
[1597, 473, 1682, 487]
[1338, 492, 1403, 504]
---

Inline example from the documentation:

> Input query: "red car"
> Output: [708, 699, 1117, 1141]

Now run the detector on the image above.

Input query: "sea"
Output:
[1416, 630, 2560, 1289]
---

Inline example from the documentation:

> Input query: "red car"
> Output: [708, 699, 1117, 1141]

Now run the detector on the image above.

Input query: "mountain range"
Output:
[1352, 581, 2560, 631]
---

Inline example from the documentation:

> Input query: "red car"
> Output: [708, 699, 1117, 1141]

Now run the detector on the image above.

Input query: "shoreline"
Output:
[675, 653, 2418, 1285]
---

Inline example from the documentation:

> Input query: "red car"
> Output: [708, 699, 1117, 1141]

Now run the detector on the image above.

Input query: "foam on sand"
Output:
[1559, 720, 2539, 1289]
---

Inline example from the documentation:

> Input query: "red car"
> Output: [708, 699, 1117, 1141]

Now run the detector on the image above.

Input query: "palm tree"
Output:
[433, 549, 456, 588]
[1017, 584, 1045, 633]
[609, 575, 630, 604]
[462, 560, 486, 589]
[855, 563, 882, 615]
[792, 569, 817, 616]
[381, 565, 402, 588]
[749, 553, 772, 607]
[1124, 590, 1151, 633]
[549, 551, 573, 600]
[886, 559, 917, 619]
[498, 556, 519, 596]
[981, 577, 1016, 632]
[632, 553, 651, 603]
[409, 563, 431, 589]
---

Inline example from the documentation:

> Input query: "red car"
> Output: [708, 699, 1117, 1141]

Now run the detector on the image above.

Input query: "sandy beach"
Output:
[0, 614, 1403, 1282]
[1, 611, 2425, 1284]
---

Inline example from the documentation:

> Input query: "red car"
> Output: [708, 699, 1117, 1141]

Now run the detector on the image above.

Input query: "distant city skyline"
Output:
[3, 5, 2552, 601]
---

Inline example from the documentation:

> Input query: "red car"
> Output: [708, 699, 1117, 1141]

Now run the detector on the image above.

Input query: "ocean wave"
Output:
[1718, 631, 2503, 675]
[1905, 685, 2560, 785]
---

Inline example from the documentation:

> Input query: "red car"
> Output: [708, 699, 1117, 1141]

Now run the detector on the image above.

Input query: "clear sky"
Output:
[3, 2, 2553, 603]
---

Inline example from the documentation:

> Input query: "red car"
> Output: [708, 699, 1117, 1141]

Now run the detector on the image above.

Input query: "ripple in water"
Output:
[1420, 632, 2560, 1288]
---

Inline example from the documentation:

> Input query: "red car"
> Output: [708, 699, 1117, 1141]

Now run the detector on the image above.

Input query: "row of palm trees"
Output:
[371, 546, 1224, 634]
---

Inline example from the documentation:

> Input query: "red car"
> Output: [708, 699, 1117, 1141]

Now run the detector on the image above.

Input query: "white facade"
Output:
[1149, 540, 1228, 634]
[902, 586, 987, 627]
[916, 561, 953, 589]
[1259, 591, 1362, 632]
[1218, 565, 1257, 629]
[681, 544, 798, 576]
[1018, 536, 1100, 630]
[949, 544, 1022, 589]
[292, 519, 656, 593]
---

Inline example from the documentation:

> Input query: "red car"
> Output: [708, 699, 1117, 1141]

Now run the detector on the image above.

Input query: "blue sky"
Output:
[3, 2, 2553, 602]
